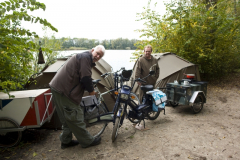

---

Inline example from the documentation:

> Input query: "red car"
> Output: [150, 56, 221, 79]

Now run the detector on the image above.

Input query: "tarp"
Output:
[129, 52, 201, 96]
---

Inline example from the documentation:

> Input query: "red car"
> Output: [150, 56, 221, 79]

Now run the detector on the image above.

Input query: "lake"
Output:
[59, 50, 137, 71]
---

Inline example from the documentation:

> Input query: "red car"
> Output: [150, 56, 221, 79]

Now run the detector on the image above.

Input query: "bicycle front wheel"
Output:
[85, 103, 109, 138]
[112, 117, 120, 142]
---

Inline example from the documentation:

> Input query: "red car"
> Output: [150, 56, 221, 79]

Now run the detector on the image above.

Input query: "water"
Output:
[59, 50, 137, 71]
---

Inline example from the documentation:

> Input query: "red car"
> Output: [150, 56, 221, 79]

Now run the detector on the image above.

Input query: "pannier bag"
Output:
[148, 90, 167, 112]
[80, 95, 105, 120]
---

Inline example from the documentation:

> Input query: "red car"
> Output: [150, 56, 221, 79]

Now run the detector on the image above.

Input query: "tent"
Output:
[25, 56, 116, 110]
[25, 55, 116, 129]
[129, 52, 201, 96]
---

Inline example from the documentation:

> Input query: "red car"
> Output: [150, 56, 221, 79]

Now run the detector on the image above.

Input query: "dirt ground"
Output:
[1, 73, 240, 160]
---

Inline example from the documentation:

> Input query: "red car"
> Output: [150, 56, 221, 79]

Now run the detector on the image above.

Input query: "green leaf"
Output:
[9, 0, 14, 4]
[33, 152, 37, 157]
[7, 6, 10, 11]
[16, 3, 20, 8]
[31, 0, 36, 5]
[0, 2, 6, 7]
[1, 8, 6, 13]
[11, 5, 15, 10]
[34, 17, 38, 23]
[19, 14, 23, 21]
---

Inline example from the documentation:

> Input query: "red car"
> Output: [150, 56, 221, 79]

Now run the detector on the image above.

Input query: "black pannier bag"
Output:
[80, 95, 105, 120]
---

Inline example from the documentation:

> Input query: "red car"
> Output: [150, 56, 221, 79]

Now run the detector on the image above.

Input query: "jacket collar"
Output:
[143, 54, 153, 61]
[88, 50, 96, 67]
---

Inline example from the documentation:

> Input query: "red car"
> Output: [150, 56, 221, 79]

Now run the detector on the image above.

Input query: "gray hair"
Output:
[94, 45, 106, 56]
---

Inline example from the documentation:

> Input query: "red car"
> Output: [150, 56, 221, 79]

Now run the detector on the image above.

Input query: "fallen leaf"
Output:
[4, 157, 10, 159]
[49, 150, 52, 152]
[33, 152, 37, 157]
[42, 153, 46, 158]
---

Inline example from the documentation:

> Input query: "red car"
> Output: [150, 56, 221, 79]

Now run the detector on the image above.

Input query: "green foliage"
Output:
[0, 0, 58, 94]
[135, 0, 240, 79]
[61, 37, 138, 50]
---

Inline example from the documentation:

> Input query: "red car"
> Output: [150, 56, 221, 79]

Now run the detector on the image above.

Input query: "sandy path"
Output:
[1, 77, 240, 160]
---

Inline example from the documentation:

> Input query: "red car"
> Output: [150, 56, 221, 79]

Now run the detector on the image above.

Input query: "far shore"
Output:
[60, 47, 134, 51]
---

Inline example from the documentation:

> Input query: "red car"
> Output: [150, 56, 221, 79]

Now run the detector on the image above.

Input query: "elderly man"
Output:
[49, 45, 105, 149]
[135, 45, 160, 102]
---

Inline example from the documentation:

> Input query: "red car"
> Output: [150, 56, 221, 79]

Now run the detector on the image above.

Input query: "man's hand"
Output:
[89, 91, 97, 95]
[137, 82, 141, 86]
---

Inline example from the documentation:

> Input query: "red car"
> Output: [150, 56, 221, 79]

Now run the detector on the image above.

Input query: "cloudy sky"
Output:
[3, 0, 169, 40]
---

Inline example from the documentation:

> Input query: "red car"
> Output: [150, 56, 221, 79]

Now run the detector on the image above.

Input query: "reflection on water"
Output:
[59, 50, 137, 71]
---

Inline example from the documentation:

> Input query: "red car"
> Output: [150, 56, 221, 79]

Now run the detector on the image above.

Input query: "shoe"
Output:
[61, 140, 79, 149]
[82, 137, 101, 148]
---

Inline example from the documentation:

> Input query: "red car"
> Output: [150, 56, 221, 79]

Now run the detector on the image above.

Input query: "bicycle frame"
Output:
[85, 68, 125, 125]
[113, 85, 131, 126]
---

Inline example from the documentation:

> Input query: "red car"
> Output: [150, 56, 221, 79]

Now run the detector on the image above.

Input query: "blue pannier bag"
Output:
[150, 90, 167, 112]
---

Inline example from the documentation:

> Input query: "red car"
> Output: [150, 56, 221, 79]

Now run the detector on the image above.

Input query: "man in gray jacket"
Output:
[49, 45, 105, 149]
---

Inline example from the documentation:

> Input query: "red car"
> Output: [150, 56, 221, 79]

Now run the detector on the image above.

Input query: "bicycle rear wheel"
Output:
[85, 102, 109, 137]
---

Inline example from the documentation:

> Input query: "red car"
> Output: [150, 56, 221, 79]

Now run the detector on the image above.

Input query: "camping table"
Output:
[0, 88, 55, 147]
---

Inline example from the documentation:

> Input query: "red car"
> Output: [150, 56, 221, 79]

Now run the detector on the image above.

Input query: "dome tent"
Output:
[26, 56, 116, 111]
[129, 52, 201, 97]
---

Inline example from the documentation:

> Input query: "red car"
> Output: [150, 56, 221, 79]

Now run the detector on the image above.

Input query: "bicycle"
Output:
[81, 68, 131, 137]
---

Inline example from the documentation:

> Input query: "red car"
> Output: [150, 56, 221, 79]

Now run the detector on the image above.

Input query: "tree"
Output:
[0, 0, 58, 96]
[135, 0, 240, 79]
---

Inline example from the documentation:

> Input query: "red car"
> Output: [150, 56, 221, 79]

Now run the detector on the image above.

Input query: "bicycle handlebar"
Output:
[101, 73, 108, 77]
[135, 78, 146, 84]
[101, 67, 126, 77]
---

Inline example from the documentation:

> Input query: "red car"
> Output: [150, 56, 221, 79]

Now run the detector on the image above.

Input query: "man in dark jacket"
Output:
[49, 45, 105, 149]
[135, 45, 160, 102]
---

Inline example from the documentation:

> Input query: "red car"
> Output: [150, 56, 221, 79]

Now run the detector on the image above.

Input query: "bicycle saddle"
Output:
[92, 79, 101, 84]
[141, 85, 153, 91]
